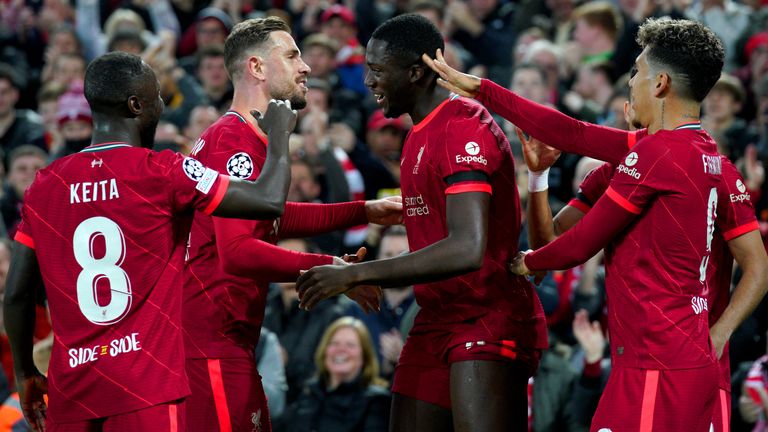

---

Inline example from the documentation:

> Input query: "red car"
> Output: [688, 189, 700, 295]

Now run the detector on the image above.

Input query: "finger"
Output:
[436, 48, 446, 64]
[421, 53, 436, 71]
[435, 78, 462, 95]
[355, 247, 367, 261]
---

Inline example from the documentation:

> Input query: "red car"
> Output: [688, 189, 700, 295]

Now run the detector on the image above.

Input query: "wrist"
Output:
[528, 168, 550, 193]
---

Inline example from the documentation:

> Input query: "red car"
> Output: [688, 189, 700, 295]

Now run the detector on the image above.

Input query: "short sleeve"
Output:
[605, 137, 671, 214]
[576, 162, 614, 209]
[14, 205, 35, 249]
[157, 151, 230, 215]
[200, 130, 264, 182]
[717, 159, 759, 241]
[437, 104, 503, 194]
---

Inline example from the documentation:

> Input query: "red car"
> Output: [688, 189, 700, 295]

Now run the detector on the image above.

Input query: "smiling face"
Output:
[365, 38, 416, 118]
[324, 326, 364, 385]
[264, 31, 311, 110]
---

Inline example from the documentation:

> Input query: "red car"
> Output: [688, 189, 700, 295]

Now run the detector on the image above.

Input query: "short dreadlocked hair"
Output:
[370, 14, 444, 68]
[637, 18, 724, 102]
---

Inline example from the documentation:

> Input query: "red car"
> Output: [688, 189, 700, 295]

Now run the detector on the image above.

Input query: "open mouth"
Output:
[374, 93, 386, 106]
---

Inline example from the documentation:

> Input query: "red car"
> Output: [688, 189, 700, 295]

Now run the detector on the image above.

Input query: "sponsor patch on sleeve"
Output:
[196, 168, 218, 194]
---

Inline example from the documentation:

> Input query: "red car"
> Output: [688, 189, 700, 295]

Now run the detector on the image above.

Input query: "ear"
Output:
[127, 95, 142, 116]
[409, 63, 425, 84]
[654, 72, 671, 98]
[249, 55, 266, 81]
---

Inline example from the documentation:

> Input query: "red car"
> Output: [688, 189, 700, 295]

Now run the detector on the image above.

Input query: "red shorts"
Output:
[710, 389, 730, 432]
[47, 400, 184, 431]
[391, 312, 540, 409]
[590, 364, 719, 432]
[185, 357, 270, 432]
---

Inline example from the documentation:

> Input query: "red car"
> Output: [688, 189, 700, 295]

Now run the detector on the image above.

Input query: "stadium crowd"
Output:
[0, 0, 767, 430]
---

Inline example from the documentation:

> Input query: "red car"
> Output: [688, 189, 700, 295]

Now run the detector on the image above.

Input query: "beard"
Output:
[271, 81, 307, 110]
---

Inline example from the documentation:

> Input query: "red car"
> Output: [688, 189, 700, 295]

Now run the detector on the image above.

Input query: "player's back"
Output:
[604, 128, 721, 370]
[399, 96, 547, 350]
[184, 112, 271, 359]
[17, 143, 211, 421]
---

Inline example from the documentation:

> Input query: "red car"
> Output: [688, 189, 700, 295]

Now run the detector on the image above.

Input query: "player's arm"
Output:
[3, 242, 47, 431]
[210, 100, 295, 219]
[213, 218, 334, 282]
[277, 197, 402, 239]
[296, 191, 490, 310]
[710, 230, 768, 358]
[422, 50, 632, 164]
[512, 189, 638, 274]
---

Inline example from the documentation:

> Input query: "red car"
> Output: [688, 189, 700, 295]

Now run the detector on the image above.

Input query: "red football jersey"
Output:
[399, 95, 548, 351]
[14, 143, 229, 422]
[183, 112, 337, 359]
[575, 155, 758, 386]
[592, 127, 724, 369]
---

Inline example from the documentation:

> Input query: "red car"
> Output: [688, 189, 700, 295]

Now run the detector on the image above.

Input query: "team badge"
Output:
[465, 141, 480, 155]
[227, 152, 254, 179]
[182, 157, 205, 181]
[736, 179, 746, 193]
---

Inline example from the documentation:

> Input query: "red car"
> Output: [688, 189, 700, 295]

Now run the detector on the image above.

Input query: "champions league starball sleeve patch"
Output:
[226, 152, 255, 179]
[183, 157, 206, 181]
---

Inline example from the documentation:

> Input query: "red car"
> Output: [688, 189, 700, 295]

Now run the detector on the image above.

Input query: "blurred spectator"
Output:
[530, 346, 583, 432]
[0, 64, 44, 160]
[107, 29, 148, 55]
[0, 145, 47, 237]
[256, 327, 288, 420]
[703, 73, 759, 161]
[363, 110, 406, 187]
[143, 32, 210, 129]
[76, 3, 179, 61]
[686, 0, 751, 70]
[410, 0, 472, 72]
[739, 338, 768, 431]
[543, 0, 577, 46]
[33, 82, 67, 154]
[194, 45, 233, 111]
[43, 52, 86, 88]
[570, 1, 622, 66]
[444, 0, 515, 81]
[734, 31, 768, 123]
[263, 239, 350, 406]
[523, 40, 565, 107]
[281, 317, 390, 432]
[50, 83, 92, 160]
[347, 226, 414, 377]
[183, 105, 220, 147]
[153, 121, 188, 154]
[320, 5, 367, 96]
[178, 7, 232, 58]
[569, 310, 610, 429]
[568, 62, 616, 123]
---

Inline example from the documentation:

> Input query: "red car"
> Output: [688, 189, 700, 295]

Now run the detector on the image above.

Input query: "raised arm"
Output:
[423, 50, 634, 164]
[211, 100, 295, 219]
[296, 191, 489, 310]
[3, 243, 47, 432]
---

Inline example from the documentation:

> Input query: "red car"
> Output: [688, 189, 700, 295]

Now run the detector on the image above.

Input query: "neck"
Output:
[90, 116, 143, 148]
[648, 98, 701, 134]
[230, 79, 271, 133]
[410, 84, 450, 125]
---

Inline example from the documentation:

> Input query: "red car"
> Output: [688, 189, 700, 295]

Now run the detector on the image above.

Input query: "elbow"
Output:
[456, 245, 485, 273]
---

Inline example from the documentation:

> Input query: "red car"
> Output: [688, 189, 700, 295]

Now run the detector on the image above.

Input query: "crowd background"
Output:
[0, 0, 766, 430]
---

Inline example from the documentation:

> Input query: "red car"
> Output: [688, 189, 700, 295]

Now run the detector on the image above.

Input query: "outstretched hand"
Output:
[332, 247, 383, 313]
[516, 127, 561, 172]
[365, 196, 403, 226]
[251, 99, 298, 136]
[297, 265, 357, 310]
[18, 373, 48, 432]
[421, 49, 481, 98]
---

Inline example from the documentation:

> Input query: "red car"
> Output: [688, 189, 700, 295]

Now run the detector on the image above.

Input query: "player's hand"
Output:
[709, 323, 731, 359]
[365, 196, 403, 226]
[17, 372, 48, 431]
[573, 309, 605, 364]
[421, 49, 481, 98]
[509, 250, 532, 276]
[345, 285, 383, 314]
[516, 127, 560, 172]
[251, 99, 298, 136]
[297, 265, 355, 310]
